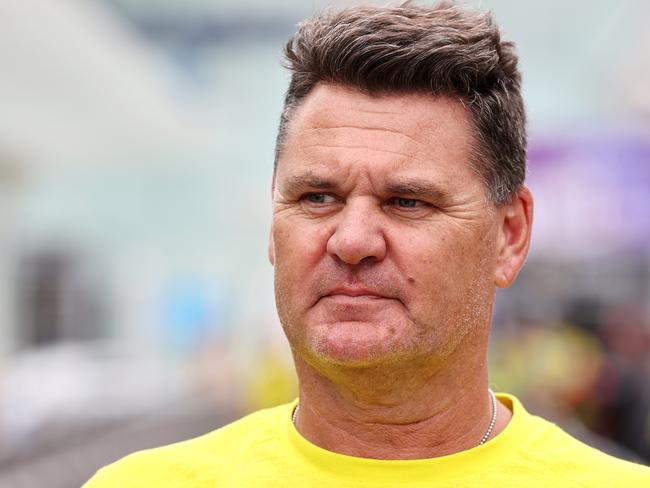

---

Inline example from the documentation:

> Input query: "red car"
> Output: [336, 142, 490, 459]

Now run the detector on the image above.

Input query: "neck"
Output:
[291, 342, 511, 460]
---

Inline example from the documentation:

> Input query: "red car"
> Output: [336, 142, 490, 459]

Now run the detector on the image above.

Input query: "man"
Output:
[85, 1, 650, 486]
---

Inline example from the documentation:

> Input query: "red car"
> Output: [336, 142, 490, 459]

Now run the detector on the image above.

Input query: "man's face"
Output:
[270, 84, 507, 369]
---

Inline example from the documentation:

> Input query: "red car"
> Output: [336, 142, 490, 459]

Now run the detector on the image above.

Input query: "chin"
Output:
[304, 320, 414, 368]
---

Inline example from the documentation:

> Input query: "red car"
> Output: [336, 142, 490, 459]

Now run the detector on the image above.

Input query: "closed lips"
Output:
[326, 288, 389, 298]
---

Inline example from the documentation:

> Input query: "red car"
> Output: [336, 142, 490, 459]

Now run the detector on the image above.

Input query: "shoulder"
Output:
[83, 402, 295, 488]
[535, 419, 650, 482]
[519, 409, 650, 483]
[497, 394, 650, 485]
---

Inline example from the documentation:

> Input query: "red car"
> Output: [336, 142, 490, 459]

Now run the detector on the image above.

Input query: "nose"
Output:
[326, 200, 387, 265]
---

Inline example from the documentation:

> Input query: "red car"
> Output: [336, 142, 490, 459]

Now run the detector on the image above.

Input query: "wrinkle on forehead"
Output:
[300, 102, 424, 138]
[352, 108, 401, 115]
[306, 126, 420, 143]
[306, 126, 421, 147]
[303, 145, 420, 161]
[299, 125, 423, 162]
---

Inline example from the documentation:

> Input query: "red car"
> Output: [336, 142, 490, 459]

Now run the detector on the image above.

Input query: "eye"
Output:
[385, 197, 436, 218]
[303, 193, 336, 204]
[396, 198, 418, 208]
[299, 193, 343, 214]
[387, 197, 423, 209]
[299, 193, 341, 215]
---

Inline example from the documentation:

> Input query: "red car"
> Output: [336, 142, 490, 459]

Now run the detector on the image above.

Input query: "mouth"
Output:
[312, 289, 393, 311]
[325, 287, 389, 299]
[314, 287, 398, 323]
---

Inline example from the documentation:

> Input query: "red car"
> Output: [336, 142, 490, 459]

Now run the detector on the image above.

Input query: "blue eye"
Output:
[307, 194, 327, 203]
[304, 193, 336, 204]
[397, 198, 418, 208]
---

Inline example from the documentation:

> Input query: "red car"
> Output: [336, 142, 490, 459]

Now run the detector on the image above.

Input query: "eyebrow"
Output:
[385, 179, 452, 203]
[281, 172, 338, 194]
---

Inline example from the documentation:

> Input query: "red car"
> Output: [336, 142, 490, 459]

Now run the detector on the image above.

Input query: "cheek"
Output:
[398, 230, 460, 278]
[399, 226, 497, 299]
[272, 220, 330, 282]
[273, 220, 331, 329]
[400, 228, 498, 348]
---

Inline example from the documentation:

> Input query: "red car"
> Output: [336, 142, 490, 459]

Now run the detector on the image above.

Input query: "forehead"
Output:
[278, 83, 480, 190]
[290, 83, 473, 140]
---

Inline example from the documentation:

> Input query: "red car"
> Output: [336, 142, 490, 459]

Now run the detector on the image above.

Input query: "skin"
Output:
[269, 83, 533, 459]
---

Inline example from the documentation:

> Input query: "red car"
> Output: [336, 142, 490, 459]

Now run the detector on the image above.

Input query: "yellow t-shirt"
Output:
[84, 394, 650, 487]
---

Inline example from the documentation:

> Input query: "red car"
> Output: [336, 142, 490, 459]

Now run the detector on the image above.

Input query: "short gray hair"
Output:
[274, 1, 526, 205]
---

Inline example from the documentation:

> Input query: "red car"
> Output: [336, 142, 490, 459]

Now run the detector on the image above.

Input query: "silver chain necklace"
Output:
[292, 389, 498, 447]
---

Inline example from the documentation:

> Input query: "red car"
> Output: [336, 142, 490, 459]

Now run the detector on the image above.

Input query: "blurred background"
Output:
[0, 0, 648, 485]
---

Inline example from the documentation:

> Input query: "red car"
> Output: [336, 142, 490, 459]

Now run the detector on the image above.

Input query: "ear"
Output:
[268, 174, 276, 266]
[494, 186, 533, 288]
